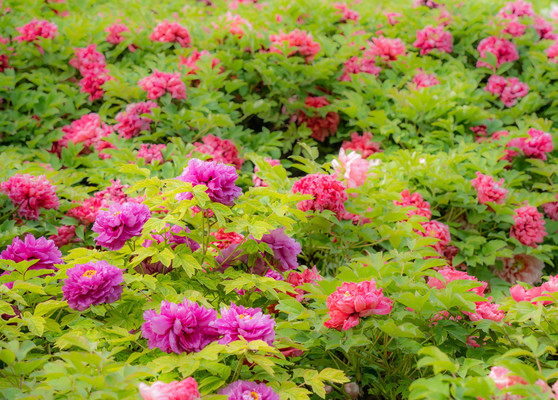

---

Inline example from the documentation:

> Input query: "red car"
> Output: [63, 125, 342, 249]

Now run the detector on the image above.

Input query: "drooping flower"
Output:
[62, 261, 123, 311]
[494, 254, 544, 285]
[368, 36, 406, 63]
[150, 20, 191, 47]
[138, 70, 187, 100]
[510, 205, 547, 247]
[324, 280, 393, 330]
[394, 190, 432, 219]
[252, 158, 281, 187]
[485, 75, 529, 107]
[413, 25, 453, 55]
[341, 132, 381, 158]
[471, 172, 508, 205]
[1, 234, 62, 272]
[427, 267, 488, 296]
[295, 96, 339, 142]
[476, 37, 519, 69]
[141, 299, 218, 354]
[139, 378, 200, 400]
[507, 128, 554, 160]
[332, 149, 371, 189]
[176, 159, 242, 206]
[192, 134, 244, 170]
[115, 101, 158, 138]
[215, 303, 276, 345]
[219, 380, 279, 400]
[1, 174, 59, 220]
[411, 71, 439, 89]
[269, 29, 320, 62]
[287, 266, 322, 301]
[14, 19, 57, 43]
[292, 173, 347, 217]
[416, 220, 451, 254]
[92, 202, 151, 251]
[260, 227, 301, 272]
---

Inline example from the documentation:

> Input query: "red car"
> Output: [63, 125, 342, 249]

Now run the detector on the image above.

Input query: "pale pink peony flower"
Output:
[332, 149, 371, 189]
[488, 366, 527, 390]
[413, 25, 453, 55]
[471, 172, 508, 205]
[138, 70, 186, 100]
[138, 377, 200, 400]
[494, 254, 544, 285]
[269, 29, 321, 62]
[476, 37, 519, 69]
[150, 20, 191, 47]
[510, 205, 547, 247]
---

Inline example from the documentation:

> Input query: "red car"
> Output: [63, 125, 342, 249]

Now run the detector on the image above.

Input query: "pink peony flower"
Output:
[62, 260, 123, 311]
[332, 149, 371, 189]
[547, 40, 558, 63]
[498, 0, 535, 18]
[324, 280, 393, 330]
[534, 15, 557, 40]
[139, 378, 200, 400]
[150, 20, 191, 47]
[69, 45, 112, 101]
[334, 3, 360, 22]
[295, 96, 339, 142]
[176, 158, 242, 206]
[341, 132, 381, 158]
[14, 19, 57, 43]
[51, 113, 113, 155]
[1, 174, 59, 220]
[485, 75, 529, 107]
[49, 225, 79, 247]
[416, 220, 451, 254]
[427, 267, 488, 296]
[476, 37, 519, 69]
[339, 54, 381, 82]
[137, 144, 166, 164]
[252, 158, 281, 187]
[543, 194, 558, 220]
[138, 70, 186, 100]
[92, 202, 151, 251]
[1, 234, 62, 272]
[287, 266, 322, 302]
[67, 196, 108, 225]
[105, 22, 131, 46]
[501, 16, 527, 37]
[115, 101, 158, 138]
[488, 366, 527, 390]
[214, 12, 252, 38]
[142, 299, 218, 354]
[413, 25, 453, 55]
[219, 380, 279, 400]
[269, 29, 321, 62]
[507, 128, 553, 160]
[215, 303, 276, 345]
[471, 172, 508, 205]
[510, 205, 547, 247]
[394, 189, 432, 219]
[192, 134, 243, 170]
[292, 173, 348, 217]
[411, 71, 439, 89]
[368, 36, 406, 63]
[210, 229, 244, 250]
[179, 49, 221, 75]
[494, 254, 544, 285]
[384, 12, 403, 26]
[466, 299, 505, 322]
[413, 0, 441, 8]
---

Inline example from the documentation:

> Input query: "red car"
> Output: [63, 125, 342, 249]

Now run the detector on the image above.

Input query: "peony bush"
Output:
[0, 0, 558, 399]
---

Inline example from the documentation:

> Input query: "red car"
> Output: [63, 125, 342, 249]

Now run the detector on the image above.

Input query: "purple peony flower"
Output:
[175, 158, 242, 206]
[62, 260, 124, 311]
[219, 380, 279, 400]
[265, 269, 284, 281]
[1, 234, 62, 272]
[215, 303, 276, 346]
[92, 202, 151, 251]
[142, 299, 218, 354]
[259, 228, 301, 272]
[143, 224, 200, 252]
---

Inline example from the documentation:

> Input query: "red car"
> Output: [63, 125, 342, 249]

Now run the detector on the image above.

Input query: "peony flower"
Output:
[138, 70, 187, 100]
[1, 174, 59, 220]
[141, 299, 218, 354]
[176, 159, 242, 206]
[510, 205, 547, 247]
[411, 71, 439, 89]
[210, 229, 244, 250]
[534, 15, 556, 40]
[494, 254, 544, 285]
[287, 266, 322, 301]
[427, 267, 488, 296]
[295, 96, 339, 142]
[476, 37, 519, 69]
[413, 25, 453, 55]
[341, 132, 381, 158]
[179, 49, 221, 75]
[334, 3, 359, 22]
[150, 20, 191, 47]
[49, 225, 79, 247]
[324, 280, 392, 330]
[339, 54, 380, 82]
[394, 189, 432, 219]
[92, 202, 151, 251]
[62, 260, 123, 311]
[67, 196, 108, 225]
[69, 45, 112, 101]
[137, 144, 166, 164]
[543, 194, 558, 220]
[139, 378, 200, 400]
[485, 75, 529, 107]
[416, 220, 451, 254]
[115, 101, 158, 138]
[488, 366, 527, 390]
[471, 172, 508, 205]
[51, 113, 113, 155]
[143, 224, 200, 252]
[507, 128, 554, 160]
[215, 303, 276, 345]
[332, 149, 371, 189]
[498, 0, 535, 18]
[292, 173, 347, 217]
[368, 36, 406, 63]
[1, 234, 62, 272]
[219, 380, 279, 400]
[252, 158, 281, 187]
[269, 29, 320, 62]
[260, 227, 301, 271]
[192, 134, 243, 170]
[384, 12, 403, 26]
[14, 19, 57, 43]
[105, 22, 136, 51]
[547, 40, 558, 63]
[466, 299, 505, 322]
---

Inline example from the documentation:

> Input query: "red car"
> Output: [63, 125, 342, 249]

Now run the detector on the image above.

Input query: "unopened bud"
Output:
[344, 382, 359, 399]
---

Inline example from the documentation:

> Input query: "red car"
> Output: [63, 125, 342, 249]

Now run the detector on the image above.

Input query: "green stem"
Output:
[231, 354, 246, 383]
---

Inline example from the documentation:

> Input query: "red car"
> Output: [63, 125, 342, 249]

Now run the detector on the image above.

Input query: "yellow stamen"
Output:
[83, 270, 97, 278]
[250, 391, 260, 400]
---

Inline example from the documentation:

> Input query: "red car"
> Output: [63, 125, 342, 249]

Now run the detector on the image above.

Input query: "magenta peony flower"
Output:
[494, 254, 544, 285]
[295, 96, 340, 142]
[269, 29, 320, 62]
[14, 19, 57, 42]
[507, 128, 554, 161]
[260, 227, 301, 271]
[62, 260, 123, 311]
[92, 202, 151, 251]
[150, 20, 191, 47]
[510, 205, 547, 247]
[324, 280, 393, 330]
[115, 101, 158, 138]
[1, 234, 62, 272]
[143, 224, 200, 252]
[219, 380, 279, 400]
[141, 299, 218, 354]
[137, 144, 166, 164]
[394, 189, 432, 219]
[215, 303, 276, 345]
[193, 134, 244, 170]
[292, 173, 347, 217]
[471, 172, 508, 205]
[476, 37, 518, 69]
[138, 70, 186, 100]
[413, 25, 453, 55]
[1, 174, 59, 220]
[139, 377, 200, 400]
[341, 132, 381, 158]
[332, 149, 371, 189]
[176, 158, 242, 206]
[427, 267, 487, 296]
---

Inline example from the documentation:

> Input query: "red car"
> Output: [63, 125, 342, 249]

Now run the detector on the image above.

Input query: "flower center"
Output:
[250, 391, 260, 400]
[83, 270, 97, 278]
[238, 314, 252, 320]
[344, 291, 351, 297]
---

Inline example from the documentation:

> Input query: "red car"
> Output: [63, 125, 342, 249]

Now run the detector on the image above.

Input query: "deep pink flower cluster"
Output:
[269, 29, 321, 62]
[324, 280, 393, 330]
[260, 227, 301, 272]
[485, 75, 529, 107]
[416, 220, 451, 254]
[14, 19, 57, 43]
[510, 205, 547, 247]
[52, 113, 113, 156]
[495, 254, 544, 284]
[507, 128, 554, 160]
[1, 174, 59, 220]
[253, 158, 281, 187]
[115, 101, 158, 138]
[547, 40, 558, 63]
[534, 15, 556, 40]
[341, 132, 381, 158]
[70, 45, 112, 101]
[92, 202, 151, 250]
[67, 197, 107, 225]
[62, 260, 123, 311]
[471, 172, 508, 205]
[142, 299, 218, 354]
[193, 134, 243, 170]
[137, 144, 166, 164]
[368, 36, 406, 63]
[292, 173, 348, 217]
[176, 158, 242, 206]
[138, 70, 186, 100]
[139, 378, 200, 400]
[465, 299, 505, 322]
[179, 49, 221, 75]
[295, 96, 339, 142]
[333, 3, 359, 22]
[411, 71, 439, 89]
[287, 267, 322, 301]
[476, 37, 519, 69]
[543, 194, 558, 221]
[428, 267, 488, 296]
[394, 189, 432, 219]
[150, 20, 191, 47]
[49, 225, 78, 248]
[105, 22, 135, 51]
[1, 234, 62, 272]
[510, 275, 558, 304]
[498, 0, 535, 18]
[413, 26, 453, 55]
[215, 303, 276, 345]
[219, 380, 279, 400]
[210, 229, 244, 250]
[340, 53, 380, 82]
